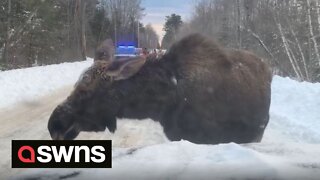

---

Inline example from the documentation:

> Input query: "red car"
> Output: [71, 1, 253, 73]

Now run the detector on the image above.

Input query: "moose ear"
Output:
[111, 56, 146, 80]
[94, 39, 115, 61]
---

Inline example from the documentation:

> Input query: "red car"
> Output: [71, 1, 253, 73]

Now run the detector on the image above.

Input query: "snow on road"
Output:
[0, 86, 73, 178]
[0, 60, 320, 179]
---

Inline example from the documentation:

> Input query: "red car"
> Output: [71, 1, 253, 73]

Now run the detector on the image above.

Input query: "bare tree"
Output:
[3, 0, 11, 66]
[176, 0, 320, 82]
[139, 24, 159, 49]
[104, 0, 143, 45]
[307, 0, 320, 66]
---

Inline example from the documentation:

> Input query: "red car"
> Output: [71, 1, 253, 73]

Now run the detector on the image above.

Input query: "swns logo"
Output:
[12, 140, 112, 168]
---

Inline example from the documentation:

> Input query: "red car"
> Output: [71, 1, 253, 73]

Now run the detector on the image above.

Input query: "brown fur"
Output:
[161, 34, 272, 143]
[48, 33, 272, 144]
[94, 39, 115, 61]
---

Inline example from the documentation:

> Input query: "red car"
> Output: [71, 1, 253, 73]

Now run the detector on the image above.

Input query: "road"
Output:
[0, 86, 72, 178]
[0, 85, 167, 179]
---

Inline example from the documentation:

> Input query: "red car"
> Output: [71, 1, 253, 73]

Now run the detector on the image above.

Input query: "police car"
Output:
[115, 45, 142, 60]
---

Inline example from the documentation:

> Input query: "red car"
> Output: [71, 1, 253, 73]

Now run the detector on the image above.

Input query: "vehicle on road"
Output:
[115, 45, 143, 60]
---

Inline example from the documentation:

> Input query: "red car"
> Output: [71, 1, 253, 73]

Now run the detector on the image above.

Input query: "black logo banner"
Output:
[12, 140, 112, 168]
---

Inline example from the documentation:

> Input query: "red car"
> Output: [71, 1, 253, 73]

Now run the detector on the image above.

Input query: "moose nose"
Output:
[50, 132, 64, 140]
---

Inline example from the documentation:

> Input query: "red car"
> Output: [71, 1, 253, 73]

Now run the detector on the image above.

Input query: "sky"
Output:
[141, 0, 194, 41]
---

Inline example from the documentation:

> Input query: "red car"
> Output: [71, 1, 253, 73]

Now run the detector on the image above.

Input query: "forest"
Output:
[0, 0, 159, 69]
[1, 0, 320, 82]
[162, 0, 320, 82]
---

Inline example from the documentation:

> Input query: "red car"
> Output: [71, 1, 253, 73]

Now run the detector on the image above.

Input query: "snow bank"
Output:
[265, 76, 320, 144]
[0, 59, 93, 109]
[11, 141, 320, 180]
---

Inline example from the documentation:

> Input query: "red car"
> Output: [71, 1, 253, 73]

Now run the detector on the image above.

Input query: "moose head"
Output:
[48, 56, 147, 140]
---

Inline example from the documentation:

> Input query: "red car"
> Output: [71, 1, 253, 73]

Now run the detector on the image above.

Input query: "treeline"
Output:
[0, 0, 159, 70]
[163, 0, 320, 82]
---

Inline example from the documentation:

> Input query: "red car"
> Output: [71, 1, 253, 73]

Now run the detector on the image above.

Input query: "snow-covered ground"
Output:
[0, 59, 93, 109]
[0, 60, 320, 180]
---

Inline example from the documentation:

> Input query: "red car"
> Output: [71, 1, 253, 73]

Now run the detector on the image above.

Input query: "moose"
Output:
[48, 33, 272, 144]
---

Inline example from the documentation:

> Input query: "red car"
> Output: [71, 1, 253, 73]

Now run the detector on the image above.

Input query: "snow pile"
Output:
[1, 60, 319, 179]
[265, 76, 320, 144]
[11, 141, 320, 180]
[0, 59, 93, 109]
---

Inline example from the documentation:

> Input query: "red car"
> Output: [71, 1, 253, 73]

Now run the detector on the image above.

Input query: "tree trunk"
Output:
[287, 44, 303, 79]
[74, 0, 86, 60]
[315, 0, 320, 67]
[307, 0, 320, 66]
[237, 0, 242, 49]
[248, 29, 276, 65]
[277, 21, 302, 80]
[3, 0, 12, 67]
[79, 0, 87, 60]
[289, 27, 310, 81]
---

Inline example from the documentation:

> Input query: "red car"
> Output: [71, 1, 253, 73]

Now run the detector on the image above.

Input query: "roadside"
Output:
[0, 86, 73, 179]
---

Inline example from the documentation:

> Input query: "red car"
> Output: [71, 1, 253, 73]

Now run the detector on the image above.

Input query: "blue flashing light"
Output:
[116, 41, 136, 47]
[116, 46, 136, 55]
